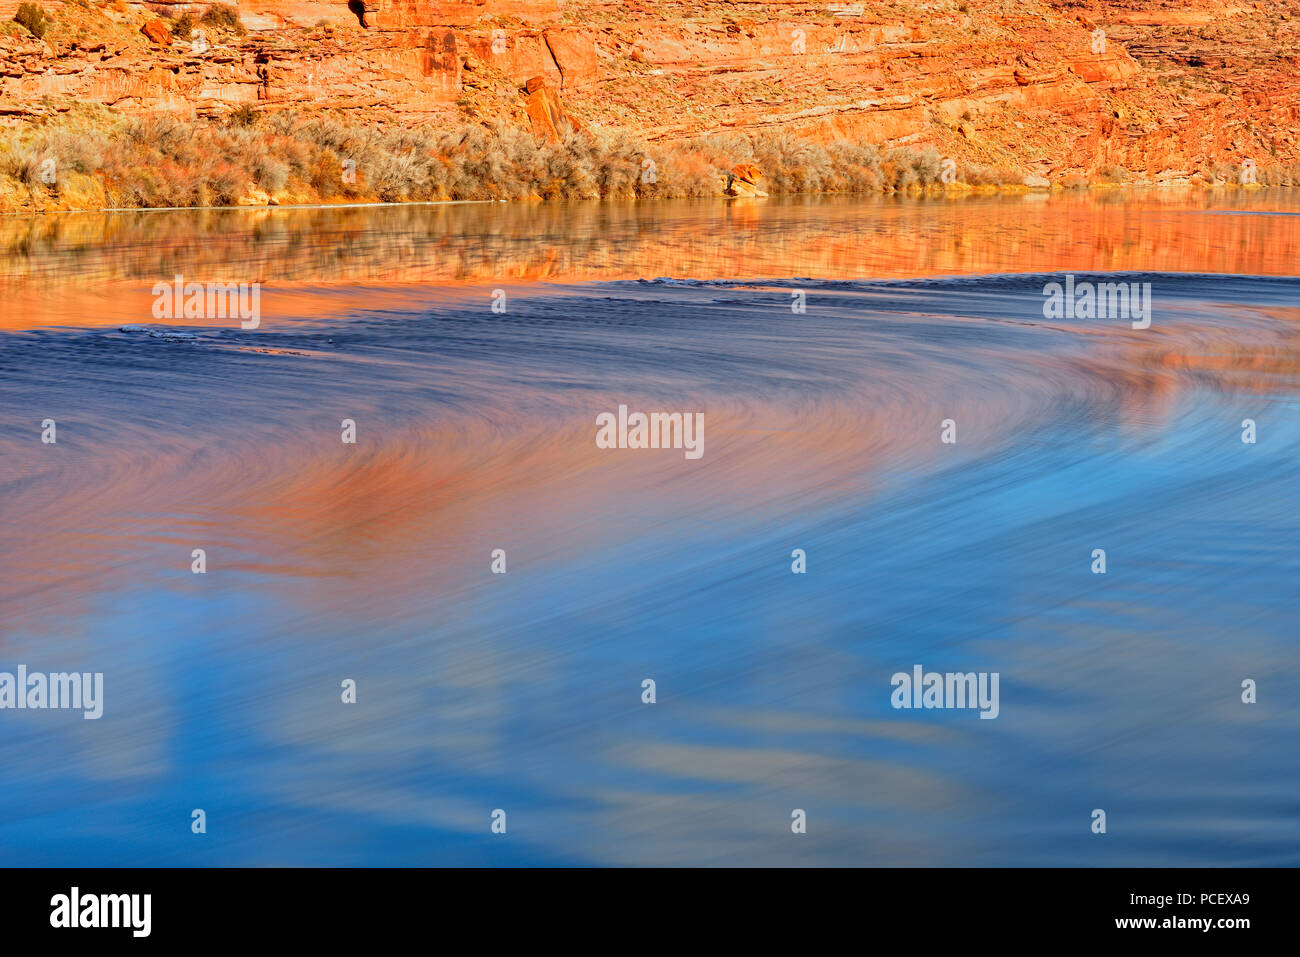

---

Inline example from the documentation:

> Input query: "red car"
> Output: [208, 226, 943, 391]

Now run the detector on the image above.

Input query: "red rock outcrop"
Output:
[523, 74, 581, 141]
[140, 19, 171, 47]
[725, 162, 766, 196]
[0, 0, 1296, 184]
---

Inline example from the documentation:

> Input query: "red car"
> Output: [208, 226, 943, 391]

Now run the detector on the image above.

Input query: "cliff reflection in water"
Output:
[3, 190, 1300, 329]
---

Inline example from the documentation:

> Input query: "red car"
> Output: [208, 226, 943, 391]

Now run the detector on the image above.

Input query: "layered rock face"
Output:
[1, 0, 1296, 181]
[1055, 0, 1300, 176]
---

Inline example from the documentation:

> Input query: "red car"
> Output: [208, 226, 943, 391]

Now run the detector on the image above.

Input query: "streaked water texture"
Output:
[0, 195, 1297, 865]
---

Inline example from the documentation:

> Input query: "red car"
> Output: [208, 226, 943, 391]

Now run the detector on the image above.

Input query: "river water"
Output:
[1, 191, 1297, 865]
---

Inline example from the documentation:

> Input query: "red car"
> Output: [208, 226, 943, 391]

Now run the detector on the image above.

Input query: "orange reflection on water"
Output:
[3, 190, 1300, 332]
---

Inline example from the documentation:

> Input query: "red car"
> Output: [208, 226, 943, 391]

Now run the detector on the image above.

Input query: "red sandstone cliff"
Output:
[1, 0, 1297, 186]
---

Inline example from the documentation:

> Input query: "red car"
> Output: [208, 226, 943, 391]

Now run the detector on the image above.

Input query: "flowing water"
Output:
[1, 191, 1297, 865]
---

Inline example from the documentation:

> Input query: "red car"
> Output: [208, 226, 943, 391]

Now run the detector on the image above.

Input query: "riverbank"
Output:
[4, 106, 1293, 215]
[0, 107, 1015, 212]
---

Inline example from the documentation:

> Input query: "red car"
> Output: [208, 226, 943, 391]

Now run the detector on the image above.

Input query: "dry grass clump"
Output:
[1257, 164, 1300, 186]
[199, 3, 244, 35]
[12, 2, 48, 39]
[959, 161, 1023, 186]
[169, 10, 196, 41]
[1204, 161, 1300, 186]
[0, 124, 106, 187]
[11, 107, 1268, 210]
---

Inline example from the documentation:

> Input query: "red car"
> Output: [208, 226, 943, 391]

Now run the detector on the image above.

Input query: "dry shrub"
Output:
[13, 3, 48, 39]
[10, 110, 1289, 209]
[200, 4, 244, 35]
